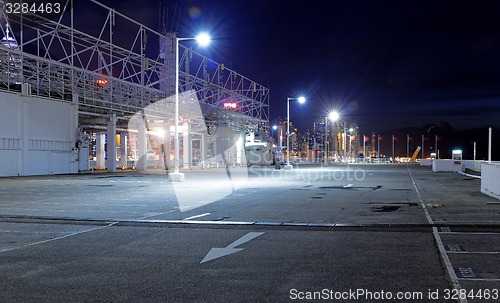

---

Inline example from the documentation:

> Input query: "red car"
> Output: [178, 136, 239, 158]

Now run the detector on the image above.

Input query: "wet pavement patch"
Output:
[424, 203, 445, 208]
[319, 185, 382, 190]
[371, 205, 401, 212]
[87, 184, 114, 187]
[213, 216, 231, 221]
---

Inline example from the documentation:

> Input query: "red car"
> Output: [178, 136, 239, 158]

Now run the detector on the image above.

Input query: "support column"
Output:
[70, 94, 79, 173]
[106, 114, 117, 172]
[160, 122, 170, 170]
[20, 98, 30, 176]
[120, 133, 128, 170]
[136, 121, 147, 171]
[182, 124, 191, 169]
[201, 132, 207, 168]
[236, 133, 244, 166]
[95, 133, 106, 170]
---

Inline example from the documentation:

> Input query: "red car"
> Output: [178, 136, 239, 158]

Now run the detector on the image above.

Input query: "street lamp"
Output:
[171, 32, 211, 182]
[324, 111, 339, 164]
[329, 111, 349, 162]
[471, 141, 476, 161]
[286, 96, 305, 169]
[272, 125, 278, 146]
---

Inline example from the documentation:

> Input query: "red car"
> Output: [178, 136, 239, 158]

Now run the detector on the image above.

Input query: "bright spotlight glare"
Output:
[329, 111, 339, 121]
[195, 33, 211, 47]
[297, 96, 306, 104]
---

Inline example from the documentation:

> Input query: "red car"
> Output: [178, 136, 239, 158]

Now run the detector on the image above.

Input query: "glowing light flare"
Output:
[195, 32, 211, 47]
[328, 111, 340, 121]
[297, 96, 306, 104]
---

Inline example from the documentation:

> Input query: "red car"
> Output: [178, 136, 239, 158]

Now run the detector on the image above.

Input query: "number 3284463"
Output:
[5, 2, 61, 15]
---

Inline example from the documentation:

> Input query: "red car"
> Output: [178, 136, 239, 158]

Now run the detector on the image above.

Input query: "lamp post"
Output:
[272, 125, 278, 146]
[170, 33, 211, 182]
[471, 141, 476, 161]
[329, 111, 351, 162]
[325, 111, 339, 164]
[286, 96, 305, 169]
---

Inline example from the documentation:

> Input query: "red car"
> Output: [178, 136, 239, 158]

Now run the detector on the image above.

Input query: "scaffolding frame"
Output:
[0, 0, 269, 132]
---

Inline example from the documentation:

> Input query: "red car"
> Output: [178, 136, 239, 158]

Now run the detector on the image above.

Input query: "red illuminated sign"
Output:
[96, 78, 108, 86]
[223, 102, 237, 109]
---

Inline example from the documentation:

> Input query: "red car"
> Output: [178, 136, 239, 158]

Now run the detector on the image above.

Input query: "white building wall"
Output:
[481, 162, 500, 200]
[0, 91, 78, 176]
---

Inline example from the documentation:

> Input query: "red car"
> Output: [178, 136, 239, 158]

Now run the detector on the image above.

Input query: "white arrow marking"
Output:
[200, 232, 264, 264]
[343, 183, 354, 188]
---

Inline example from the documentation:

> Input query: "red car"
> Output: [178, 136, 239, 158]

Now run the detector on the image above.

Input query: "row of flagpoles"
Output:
[362, 134, 442, 160]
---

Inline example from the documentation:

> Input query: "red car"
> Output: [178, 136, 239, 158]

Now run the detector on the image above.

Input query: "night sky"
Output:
[88, 0, 500, 157]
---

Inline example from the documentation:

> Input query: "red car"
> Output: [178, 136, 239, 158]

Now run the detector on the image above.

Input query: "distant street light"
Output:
[272, 125, 278, 145]
[330, 111, 349, 162]
[324, 111, 339, 164]
[171, 33, 211, 182]
[471, 141, 476, 161]
[286, 96, 306, 169]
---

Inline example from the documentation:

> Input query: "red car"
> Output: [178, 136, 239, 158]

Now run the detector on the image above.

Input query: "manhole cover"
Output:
[454, 267, 479, 279]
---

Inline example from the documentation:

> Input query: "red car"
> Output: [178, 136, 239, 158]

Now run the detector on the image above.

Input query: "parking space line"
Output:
[458, 278, 500, 282]
[0, 222, 117, 254]
[408, 167, 468, 303]
[184, 213, 211, 221]
[446, 251, 500, 255]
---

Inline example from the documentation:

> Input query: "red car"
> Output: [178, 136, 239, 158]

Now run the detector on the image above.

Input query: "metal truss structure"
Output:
[0, 0, 269, 132]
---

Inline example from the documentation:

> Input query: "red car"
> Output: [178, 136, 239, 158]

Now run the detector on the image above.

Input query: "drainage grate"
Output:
[455, 267, 479, 279]
[445, 244, 464, 252]
[438, 227, 452, 233]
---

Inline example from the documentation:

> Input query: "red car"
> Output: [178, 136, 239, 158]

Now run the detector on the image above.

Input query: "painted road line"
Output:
[201, 232, 264, 264]
[408, 167, 468, 303]
[447, 251, 500, 255]
[0, 222, 118, 254]
[183, 213, 211, 221]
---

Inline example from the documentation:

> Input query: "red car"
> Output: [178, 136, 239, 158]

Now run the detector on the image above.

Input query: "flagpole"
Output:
[406, 135, 409, 159]
[363, 135, 366, 163]
[435, 135, 438, 159]
[392, 135, 395, 162]
[377, 135, 380, 160]
[421, 134, 424, 160]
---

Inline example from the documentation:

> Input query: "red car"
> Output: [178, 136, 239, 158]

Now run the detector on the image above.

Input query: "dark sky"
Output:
[95, 0, 500, 135]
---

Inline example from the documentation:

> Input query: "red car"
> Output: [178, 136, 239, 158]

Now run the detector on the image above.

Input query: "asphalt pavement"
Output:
[0, 164, 499, 302]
